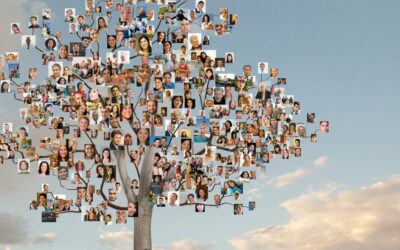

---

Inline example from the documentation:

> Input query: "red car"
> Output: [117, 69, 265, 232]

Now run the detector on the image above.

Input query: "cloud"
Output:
[0, 213, 29, 245]
[98, 228, 215, 250]
[155, 240, 215, 250]
[98, 228, 133, 250]
[275, 168, 308, 188]
[313, 155, 329, 168]
[274, 155, 329, 188]
[230, 174, 400, 250]
[32, 233, 58, 245]
[246, 187, 263, 200]
[169, 240, 214, 250]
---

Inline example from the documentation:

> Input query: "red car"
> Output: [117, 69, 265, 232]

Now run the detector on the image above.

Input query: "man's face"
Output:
[82, 38, 91, 48]
[109, 189, 117, 201]
[52, 66, 61, 77]
[181, 20, 190, 33]
[146, 10, 153, 20]
[30, 17, 37, 25]
[168, 123, 175, 132]
[164, 74, 171, 84]
[197, 2, 204, 10]
[110, 117, 119, 128]
[214, 90, 223, 101]
[161, 138, 167, 147]
[243, 66, 251, 76]
[260, 63, 265, 71]
[213, 127, 219, 135]
[215, 25, 223, 35]
[147, 101, 156, 114]
[113, 134, 122, 145]
[77, 188, 86, 199]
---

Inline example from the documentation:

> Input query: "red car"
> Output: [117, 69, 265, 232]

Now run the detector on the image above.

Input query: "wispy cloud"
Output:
[274, 155, 329, 188]
[32, 233, 58, 245]
[98, 228, 133, 250]
[230, 174, 400, 250]
[155, 239, 215, 250]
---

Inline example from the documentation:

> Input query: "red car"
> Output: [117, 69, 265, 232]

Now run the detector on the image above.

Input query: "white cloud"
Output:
[169, 239, 214, 250]
[230, 174, 400, 250]
[98, 228, 133, 250]
[246, 187, 263, 200]
[32, 233, 58, 244]
[313, 155, 329, 168]
[155, 240, 215, 250]
[275, 168, 308, 188]
[274, 155, 329, 188]
[0, 213, 29, 245]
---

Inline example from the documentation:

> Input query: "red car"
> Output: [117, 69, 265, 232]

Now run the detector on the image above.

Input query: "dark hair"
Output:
[38, 161, 50, 175]
[111, 130, 123, 138]
[139, 35, 152, 54]
[45, 38, 57, 50]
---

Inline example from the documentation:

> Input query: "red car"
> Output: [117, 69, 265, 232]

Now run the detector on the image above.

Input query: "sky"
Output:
[1, 0, 400, 250]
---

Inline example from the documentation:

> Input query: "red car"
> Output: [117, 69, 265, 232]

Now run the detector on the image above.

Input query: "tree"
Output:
[0, 0, 329, 249]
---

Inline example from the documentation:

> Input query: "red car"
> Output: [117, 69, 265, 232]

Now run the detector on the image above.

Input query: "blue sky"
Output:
[0, 0, 400, 250]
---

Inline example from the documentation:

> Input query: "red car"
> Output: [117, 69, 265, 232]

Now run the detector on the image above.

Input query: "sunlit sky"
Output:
[1, 0, 400, 250]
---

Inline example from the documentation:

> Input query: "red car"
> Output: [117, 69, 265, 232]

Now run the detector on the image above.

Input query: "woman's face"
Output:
[173, 97, 182, 108]
[47, 39, 55, 49]
[128, 203, 137, 215]
[85, 145, 94, 158]
[39, 195, 46, 205]
[98, 166, 104, 175]
[121, 105, 133, 119]
[199, 189, 205, 197]
[140, 37, 149, 50]
[89, 89, 99, 100]
[98, 18, 106, 27]
[20, 161, 28, 170]
[40, 162, 48, 173]
[60, 46, 67, 58]
[107, 36, 116, 48]
[138, 129, 148, 143]
[163, 42, 171, 52]
[190, 36, 199, 48]
[90, 29, 99, 41]
[59, 145, 68, 158]
[181, 140, 191, 151]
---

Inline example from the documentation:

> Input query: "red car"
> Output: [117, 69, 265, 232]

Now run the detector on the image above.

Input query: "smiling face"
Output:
[139, 37, 149, 50]
[107, 36, 116, 48]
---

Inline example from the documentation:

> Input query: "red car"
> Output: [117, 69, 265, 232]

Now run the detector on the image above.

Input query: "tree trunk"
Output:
[134, 202, 153, 250]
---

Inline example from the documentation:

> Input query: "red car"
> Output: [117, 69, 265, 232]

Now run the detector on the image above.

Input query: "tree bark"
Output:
[134, 202, 153, 250]
[134, 146, 156, 250]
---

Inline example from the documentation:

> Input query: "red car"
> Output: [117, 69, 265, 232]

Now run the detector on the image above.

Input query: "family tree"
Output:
[0, 0, 329, 249]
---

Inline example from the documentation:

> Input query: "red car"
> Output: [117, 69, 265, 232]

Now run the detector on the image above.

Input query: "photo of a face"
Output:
[297, 124, 306, 138]
[258, 62, 268, 74]
[320, 121, 329, 133]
